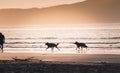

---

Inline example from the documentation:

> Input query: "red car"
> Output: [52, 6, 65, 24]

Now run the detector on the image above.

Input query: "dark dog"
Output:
[45, 42, 60, 52]
[74, 42, 88, 50]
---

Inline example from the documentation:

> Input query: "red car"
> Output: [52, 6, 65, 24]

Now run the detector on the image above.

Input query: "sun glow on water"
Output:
[0, 26, 120, 54]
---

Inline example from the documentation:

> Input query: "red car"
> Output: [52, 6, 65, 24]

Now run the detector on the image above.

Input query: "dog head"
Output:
[74, 41, 79, 45]
[45, 42, 49, 45]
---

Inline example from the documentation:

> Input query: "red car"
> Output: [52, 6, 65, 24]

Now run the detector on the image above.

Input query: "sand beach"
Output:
[0, 52, 120, 63]
[0, 52, 120, 73]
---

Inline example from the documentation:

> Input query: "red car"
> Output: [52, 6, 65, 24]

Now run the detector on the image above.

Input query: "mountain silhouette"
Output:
[0, 0, 120, 26]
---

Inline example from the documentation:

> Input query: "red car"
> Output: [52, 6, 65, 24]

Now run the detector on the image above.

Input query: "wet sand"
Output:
[0, 52, 120, 63]
[0, 52, 120, 73]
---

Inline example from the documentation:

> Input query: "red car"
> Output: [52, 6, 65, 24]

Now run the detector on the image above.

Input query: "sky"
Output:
[0, 0, 119, 28]
[0, 0, 86, 27]
[0, 0, 85, 9]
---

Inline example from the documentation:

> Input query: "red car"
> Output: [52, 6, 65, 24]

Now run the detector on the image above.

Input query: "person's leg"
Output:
[0, 45, 1, 53]
[1, 44, 3, 53]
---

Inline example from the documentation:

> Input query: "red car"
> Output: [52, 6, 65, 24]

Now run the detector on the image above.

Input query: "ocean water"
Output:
[0, 27, 120, 54]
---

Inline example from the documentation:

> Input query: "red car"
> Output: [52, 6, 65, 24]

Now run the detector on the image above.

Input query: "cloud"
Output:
[0, 0, 86, 8]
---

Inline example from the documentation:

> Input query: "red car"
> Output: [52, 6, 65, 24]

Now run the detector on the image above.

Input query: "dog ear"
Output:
[74, 41, 78, 44]
[45, 42, 48, 44]
[56, 43, 59, 45]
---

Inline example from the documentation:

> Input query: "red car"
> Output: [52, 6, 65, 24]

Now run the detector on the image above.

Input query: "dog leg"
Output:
[81, 48, 84, 54]
[76, 48, 77, 50]
[46, 47, 49, 51]
[51, 48, 54, 52]
[56, 47, 60, 51]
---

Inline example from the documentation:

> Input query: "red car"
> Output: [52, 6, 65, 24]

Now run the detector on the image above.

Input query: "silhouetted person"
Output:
[74, 41, 88, 53]
[45, 42, 60, 52]
[0, 33, 5, 53]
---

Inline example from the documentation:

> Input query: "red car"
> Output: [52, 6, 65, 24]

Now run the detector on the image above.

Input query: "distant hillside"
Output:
[0, 0, 120, 26]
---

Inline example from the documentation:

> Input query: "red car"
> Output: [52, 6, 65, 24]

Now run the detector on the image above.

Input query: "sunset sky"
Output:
[0, 0, 120, 28]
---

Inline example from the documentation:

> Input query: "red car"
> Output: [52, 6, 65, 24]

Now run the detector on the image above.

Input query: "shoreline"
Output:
[0, 53, 120, 63]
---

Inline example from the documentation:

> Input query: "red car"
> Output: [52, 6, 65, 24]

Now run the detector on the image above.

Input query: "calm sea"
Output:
[0, 27, 120, 54]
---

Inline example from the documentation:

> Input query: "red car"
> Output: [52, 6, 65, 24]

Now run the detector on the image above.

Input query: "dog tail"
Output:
[85, 45, 88, 48]
[56, 43, 59, 45]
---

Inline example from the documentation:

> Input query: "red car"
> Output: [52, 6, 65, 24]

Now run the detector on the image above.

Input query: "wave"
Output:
[6, 37, 120, 40]
[4, 45, 120, 49]
[5, 41, 120, 44]
[4, 37, 120, 49]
